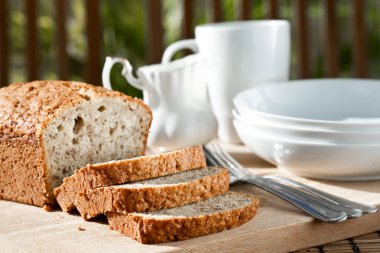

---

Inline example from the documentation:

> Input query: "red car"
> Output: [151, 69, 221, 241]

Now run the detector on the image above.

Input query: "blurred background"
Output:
[1, 0, 380, 97]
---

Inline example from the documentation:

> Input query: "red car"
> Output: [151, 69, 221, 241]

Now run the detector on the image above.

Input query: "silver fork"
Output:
[204, 142, 378, 222]
[266, 175, 378, 214]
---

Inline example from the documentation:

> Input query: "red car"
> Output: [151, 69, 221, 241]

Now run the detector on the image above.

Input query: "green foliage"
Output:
[163, 0, 182, 46]
[100, 0, 145, 97]
[252, 0, 265, 19]
[222, 0, 236, 21]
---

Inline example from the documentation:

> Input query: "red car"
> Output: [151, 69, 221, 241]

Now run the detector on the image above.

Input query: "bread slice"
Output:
[0, 80, 152, 209]
[55, 145, 206, 212]
[107, 192, 259, 244]
[74, 166, 229, 220]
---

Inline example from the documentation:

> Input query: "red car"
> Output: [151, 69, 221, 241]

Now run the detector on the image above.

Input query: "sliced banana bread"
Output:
[75, 166, 229, 220]
[107, 192, 259, 244]
[0, 80, 152, 209]
[55, 145, 206, 212]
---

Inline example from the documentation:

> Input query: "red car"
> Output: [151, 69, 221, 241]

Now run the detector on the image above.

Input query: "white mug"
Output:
[163, 20, 290, 143]
[102, 54, 217, 150]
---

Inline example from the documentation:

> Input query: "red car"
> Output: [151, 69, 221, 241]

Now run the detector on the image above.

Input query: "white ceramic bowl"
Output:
[233, 110, 380, 144]
[234, 119, 380, 181]
[234, 79, 380, 131]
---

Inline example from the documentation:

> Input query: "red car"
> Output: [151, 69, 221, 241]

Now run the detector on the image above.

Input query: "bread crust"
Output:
[107, 193, 259, 244]
[75, 167, 229, 220]
[0, 138, 52, 206]
[0, 80, 152, 208]
[0, 80, 151, 140]
[55, 145, 207, 212]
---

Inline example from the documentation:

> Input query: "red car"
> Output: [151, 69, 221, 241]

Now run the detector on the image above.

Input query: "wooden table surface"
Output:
[1, 143, 380, 253]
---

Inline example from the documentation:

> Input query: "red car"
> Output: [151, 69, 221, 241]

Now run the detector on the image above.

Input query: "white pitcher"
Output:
[102, 54, 217, 150]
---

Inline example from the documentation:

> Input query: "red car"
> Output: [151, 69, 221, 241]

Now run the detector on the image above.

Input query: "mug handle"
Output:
[161, 39, 199, 64]
[102, 56, 145, 91]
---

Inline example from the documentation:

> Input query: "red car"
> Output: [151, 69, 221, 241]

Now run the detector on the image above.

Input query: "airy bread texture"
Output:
[75, 166, 229, 220]
[107, 192, 259, 244]
[55, 145, 207, 212]
[0, 80, 152, 209]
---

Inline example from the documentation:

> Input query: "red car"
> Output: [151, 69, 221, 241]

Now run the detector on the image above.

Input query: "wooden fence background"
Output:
[0, 0, 376, 88]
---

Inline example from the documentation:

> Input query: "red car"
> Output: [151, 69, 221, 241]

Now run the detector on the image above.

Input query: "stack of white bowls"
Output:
[233, 79, 380, 181]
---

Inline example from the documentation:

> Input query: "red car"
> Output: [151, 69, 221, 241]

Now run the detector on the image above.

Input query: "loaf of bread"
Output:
[107, 192, 259, 244]
[0, 80, 152, 209]
[54, 145, 207, 212]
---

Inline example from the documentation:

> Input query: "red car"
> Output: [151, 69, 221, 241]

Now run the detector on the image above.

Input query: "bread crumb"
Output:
[78, 226, 86, 231]
[42, 204, 54, 212]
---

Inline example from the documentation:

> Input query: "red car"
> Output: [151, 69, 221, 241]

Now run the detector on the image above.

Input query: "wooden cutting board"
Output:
[1, 144, 379, 253]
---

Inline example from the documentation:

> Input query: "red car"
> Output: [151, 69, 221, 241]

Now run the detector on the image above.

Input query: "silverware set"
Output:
[204, 141, 378, 222]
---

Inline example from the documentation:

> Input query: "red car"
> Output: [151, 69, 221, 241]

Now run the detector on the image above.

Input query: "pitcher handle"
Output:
[102, 56, 145, 91]
[161, 39, 199, 64]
